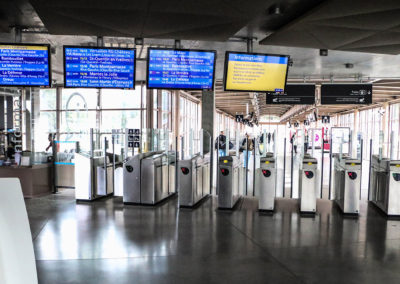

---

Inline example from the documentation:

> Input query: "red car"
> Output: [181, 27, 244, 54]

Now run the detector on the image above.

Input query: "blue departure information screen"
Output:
[64, 47, 135, 89]
[0, 44, 50, 87]
[147, 49, 216, 90]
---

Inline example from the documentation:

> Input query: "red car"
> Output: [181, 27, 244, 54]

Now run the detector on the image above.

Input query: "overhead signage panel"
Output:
[224, 51, 289, 93]
[321, 83, 372, 104]
[266, 84, 315, 104]
[64, 46, 135, 89]
[147, 48, 216, 90]
[0, 44, 51, 87]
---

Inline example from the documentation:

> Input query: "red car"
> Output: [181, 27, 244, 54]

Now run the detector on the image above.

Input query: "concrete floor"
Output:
[25, 190, 400, 284]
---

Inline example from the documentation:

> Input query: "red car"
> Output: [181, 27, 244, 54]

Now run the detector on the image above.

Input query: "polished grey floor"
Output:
[25, 190, 400, 284]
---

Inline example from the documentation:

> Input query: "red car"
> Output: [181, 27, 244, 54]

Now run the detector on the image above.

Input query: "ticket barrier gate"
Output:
[218, 156, 245, 209]
[123, 151, 163, 204]
[369, 155, 400, 216]
[75, 152, 116, 201]
[178, 153, 210, 207]
[299, 156, 318, 213]
[255, 153, 276, 211]
[333, 156, 361, 215]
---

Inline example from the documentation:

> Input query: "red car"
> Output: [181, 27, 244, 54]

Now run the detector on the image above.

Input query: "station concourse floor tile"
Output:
[25, 189, 400, 284]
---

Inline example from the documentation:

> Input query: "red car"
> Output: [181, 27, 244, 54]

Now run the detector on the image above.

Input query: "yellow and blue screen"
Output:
[225, 53, 288, 92]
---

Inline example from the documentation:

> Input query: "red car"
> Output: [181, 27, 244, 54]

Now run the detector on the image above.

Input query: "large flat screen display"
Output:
[0, 44, 51, 87]
[64, 46, 135, 89]
[147, 48, 216, 90]
[224, 51, 289, 93]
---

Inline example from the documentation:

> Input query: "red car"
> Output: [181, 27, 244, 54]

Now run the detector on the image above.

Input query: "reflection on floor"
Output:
[26, 189, 400, 284]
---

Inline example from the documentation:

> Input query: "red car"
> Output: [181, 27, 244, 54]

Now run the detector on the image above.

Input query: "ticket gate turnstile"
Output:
[299, 156, 318, 213]
[123, 151, 163, 204]
[369, 155, 400, 216]
[178, 153, 210, 207]
[141, 151, 176, 205]
[333, 156, 361, 215]
[256, 154, 276, 211]
[218, 156, 245, 209]
[123, 151, 175, 205]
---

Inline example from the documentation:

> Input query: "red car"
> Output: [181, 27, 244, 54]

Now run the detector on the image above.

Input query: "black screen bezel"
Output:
[0, 42, 52, 88]
[223, 50, 290, 93]
[63, 45, 136, 89]
[146, 47, 217, 91]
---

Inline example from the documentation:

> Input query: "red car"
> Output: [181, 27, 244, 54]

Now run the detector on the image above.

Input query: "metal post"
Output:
[112, 134, 115, 194]
[181, 136, 184, 160]
[320, 139, 324, 199]
[311, 129, 315, 157]
[360, 138, 363, 200]
[245, 136, 248, 196]
[104, 136, 107, 196]
[51, 138, 57, 194]
[367, 139, 373, 200]
[247, 38, 253, 53]
[253, 140, 256, 197]
[328, 136, 333, 200]
[290, 139, 294, 198]
[209, 134, 212, 195]
[175, 136, 178, 192]
[216, 135, 219, 196]
[263, 130, 266, 157]
[283, 138, 286, 197]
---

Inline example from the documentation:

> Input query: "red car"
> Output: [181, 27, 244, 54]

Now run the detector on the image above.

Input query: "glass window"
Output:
[101, 110, 141, 131]
[60, 110, 97, 134]
[101, 89, 141, 109]
[39, 89, 57, 110]
[34, 111, 57, 152]
[62, 88, 98, 110]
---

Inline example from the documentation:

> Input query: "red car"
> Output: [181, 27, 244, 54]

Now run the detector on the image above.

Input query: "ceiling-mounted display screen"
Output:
[266, 84, 315, 104]
[64, 46, 135, 89]
[224, 51, 289, 93]
[321, 83, 372, 104]
[0, 43, 51, 87]
[147, 48, 216, 90]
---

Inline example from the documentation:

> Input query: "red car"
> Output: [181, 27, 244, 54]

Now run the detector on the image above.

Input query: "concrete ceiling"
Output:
[260, 0, 400, 55]
[28, 0, 275, 41]
[2, 0, 400, 120]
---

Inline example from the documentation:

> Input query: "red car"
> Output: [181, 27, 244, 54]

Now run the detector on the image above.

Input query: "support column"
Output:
[201, 89, 215, 193]
[56, 86, 62, 141]
[201, 90, 215, 153]
[174, 91, 180, 143]
[382, 102, 389, 157]
[353, 109, 359, 156]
